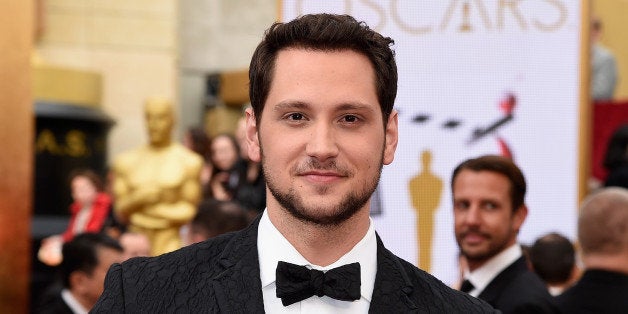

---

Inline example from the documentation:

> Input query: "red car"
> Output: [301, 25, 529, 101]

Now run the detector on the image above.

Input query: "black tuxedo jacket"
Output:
[477, 256, 558, 314]
[92, 216, 497, 313]
[555, 269, 628, 314]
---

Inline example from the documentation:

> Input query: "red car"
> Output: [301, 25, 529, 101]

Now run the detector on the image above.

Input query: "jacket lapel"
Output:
[369, 234, 419, 313]
[477, 256, 527, 304]
[210, 216, 266, 313]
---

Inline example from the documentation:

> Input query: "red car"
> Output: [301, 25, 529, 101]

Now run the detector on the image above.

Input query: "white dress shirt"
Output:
[61, 288, 88, 314]
[258, 210, 377, 313]
[463, 244, 522, 297]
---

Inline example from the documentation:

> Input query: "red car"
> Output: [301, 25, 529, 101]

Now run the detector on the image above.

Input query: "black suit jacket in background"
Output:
[33, 293, 74, 314]
[92, 216, 498, 313]
[555, 269, 628, 314]
[477, 256, 559, 314]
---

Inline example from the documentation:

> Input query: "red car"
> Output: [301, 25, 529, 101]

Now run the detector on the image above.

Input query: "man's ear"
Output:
[513, 204, 528, 233]
[383, 110, 399, 165]
[69, 270, 88, 294]
[245, 108, 261, 162]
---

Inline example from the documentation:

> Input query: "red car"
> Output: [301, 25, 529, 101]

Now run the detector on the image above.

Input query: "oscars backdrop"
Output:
[281, 0, 583, 285]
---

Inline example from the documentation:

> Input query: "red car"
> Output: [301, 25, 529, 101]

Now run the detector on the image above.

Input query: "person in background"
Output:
[591, 16, 618, 101]
[93, 13, 497, 313]
[38, 169, 112, 266]
[183, 126, 214, 196]
[556, 187, 628, 313]
[185, 199, 249, 245]
[234, 112, 266, 216]
[452, 155, 558, 313]
[118, 231, 151, 261]
[35, 233, 124, 314]
[603, 124, 628, 188]
[207, 133, 242, 201]
[529, 232, 580, 296]
[207, 130, 266, 217]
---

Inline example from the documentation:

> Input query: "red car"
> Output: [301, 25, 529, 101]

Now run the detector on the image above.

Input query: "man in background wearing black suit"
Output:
[92, 13, 497, 313]
[556, 187, 628, 313]
[35, 233, 123, 314]
[452, 155, 558, 313]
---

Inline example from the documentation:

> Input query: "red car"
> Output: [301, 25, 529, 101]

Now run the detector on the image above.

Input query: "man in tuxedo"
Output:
[556, 187, 628, 313]
[93, 13, 496, 313]
[36, 233, 123, 314]
[452, 155, 558, 313]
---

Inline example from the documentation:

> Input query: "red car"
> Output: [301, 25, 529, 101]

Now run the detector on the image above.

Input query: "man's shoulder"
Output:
[555, 270, 628, 313]
[381, 250, 498, 313]
[93, 222, 260, 313]
[34, 291, 73, 314]
[488, 264, 557, 313]
[504, 266, 549, 294]
[120, 231, 237, 277]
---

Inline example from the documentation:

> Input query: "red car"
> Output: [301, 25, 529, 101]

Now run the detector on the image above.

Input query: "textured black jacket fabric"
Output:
[477, 256, 559, 314]
[92, 216, 498, 313]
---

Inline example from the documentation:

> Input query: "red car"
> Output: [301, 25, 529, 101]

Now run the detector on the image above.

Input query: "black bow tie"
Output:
[275, 261, 361, 306]
[460, 279, 475, 293]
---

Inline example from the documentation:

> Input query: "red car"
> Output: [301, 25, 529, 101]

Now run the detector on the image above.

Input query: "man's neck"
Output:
[467, 240, 518, 272]
[583, 252, 628, 275]
[267, 207, 370, 267]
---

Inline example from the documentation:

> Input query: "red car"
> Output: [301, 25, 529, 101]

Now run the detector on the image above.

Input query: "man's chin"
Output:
[288, 207, 355, 226]
[460, 245, 488, 259]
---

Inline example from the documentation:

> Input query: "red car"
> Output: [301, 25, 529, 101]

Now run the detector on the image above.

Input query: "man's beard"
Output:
[457, 228, 514, 264]
[262, 150, 383, 226]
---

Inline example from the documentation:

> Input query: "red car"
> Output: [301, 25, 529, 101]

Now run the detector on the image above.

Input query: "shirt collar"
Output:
[464, 243, 522, 297]
[61, 288, 89, 314]
[258, 210, 377, 301]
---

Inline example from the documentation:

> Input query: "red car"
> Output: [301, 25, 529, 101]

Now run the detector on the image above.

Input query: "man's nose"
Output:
[305, 121, 339, 161]
[464, 206, 482, 226]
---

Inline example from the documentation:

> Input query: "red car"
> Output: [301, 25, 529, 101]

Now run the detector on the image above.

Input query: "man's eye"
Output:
[288, 113, 304, 120]
[454, 202, 469, 210]
[483, 203, 497, 210]
[342, 115, 358, 123]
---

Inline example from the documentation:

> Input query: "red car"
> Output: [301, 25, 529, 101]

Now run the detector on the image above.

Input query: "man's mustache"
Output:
[293, 159, 351, 177]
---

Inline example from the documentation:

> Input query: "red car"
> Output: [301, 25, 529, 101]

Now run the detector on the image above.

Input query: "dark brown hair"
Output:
[451, 155, 527, 211]
[529, 232, 575, 284]
[249, 13, 397, 125]
[68, 168, 104, 192]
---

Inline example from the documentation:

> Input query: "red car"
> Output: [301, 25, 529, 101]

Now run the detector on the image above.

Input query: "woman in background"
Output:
[38, 169, 112, 266]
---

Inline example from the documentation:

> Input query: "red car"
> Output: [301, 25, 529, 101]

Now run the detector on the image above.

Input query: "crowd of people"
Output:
[450, 155, 628, 313]
[34, 102, 263, 313]
[33, 12, 628, 314]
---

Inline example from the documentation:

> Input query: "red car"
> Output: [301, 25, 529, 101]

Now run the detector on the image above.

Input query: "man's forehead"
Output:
[453, 170, 511, 193]
[456, 169, 510, 181]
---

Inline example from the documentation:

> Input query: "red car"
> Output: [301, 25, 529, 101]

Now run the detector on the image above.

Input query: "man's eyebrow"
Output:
[336, 102, 376, 113]
[273, 101, 309, 112]
[273, 101, 376, 112]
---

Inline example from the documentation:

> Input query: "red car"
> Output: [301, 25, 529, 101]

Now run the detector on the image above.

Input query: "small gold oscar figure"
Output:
[409, 150, 443, 272]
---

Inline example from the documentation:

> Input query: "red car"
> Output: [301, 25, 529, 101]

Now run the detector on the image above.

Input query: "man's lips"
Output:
[300, 170, 344, 183]
[461, 232, 488, 245]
